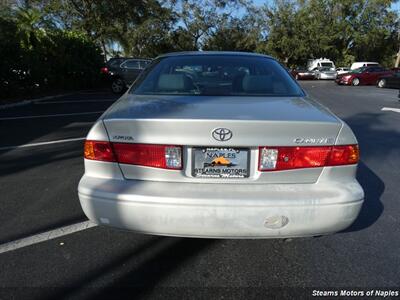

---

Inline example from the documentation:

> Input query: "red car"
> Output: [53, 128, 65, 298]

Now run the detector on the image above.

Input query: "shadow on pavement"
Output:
[342, 161, 384, 233]
[42, 236, 214, 300]
[340, 110, 400, 232]
[0, 142, 86, 243]
[0, 90, 116, 153]
[0, 215, 87, 245]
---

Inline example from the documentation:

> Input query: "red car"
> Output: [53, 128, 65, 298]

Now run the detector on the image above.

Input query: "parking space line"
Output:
[0, 221, 97, 254]
[78, 90, 110, 95]
[35, 99, 115, 104]
[382, 107, 400, 113]
[0, 111, 103, 121]
[0, 137, 86, 151]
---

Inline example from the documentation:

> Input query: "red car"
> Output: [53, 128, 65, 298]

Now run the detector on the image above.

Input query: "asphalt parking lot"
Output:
[0, 82, 399, 299]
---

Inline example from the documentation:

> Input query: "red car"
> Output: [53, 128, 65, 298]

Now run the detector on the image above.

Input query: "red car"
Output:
[290, 67, 315, 80]
[336, 66, 393, 86]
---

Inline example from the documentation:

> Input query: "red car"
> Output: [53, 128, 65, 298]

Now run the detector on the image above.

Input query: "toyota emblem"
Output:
[212, 128, 233, 141]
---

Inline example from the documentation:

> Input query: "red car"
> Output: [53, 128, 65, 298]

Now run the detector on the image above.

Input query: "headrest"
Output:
[157, 74, 194, 91]
[242, 75, 272, 93]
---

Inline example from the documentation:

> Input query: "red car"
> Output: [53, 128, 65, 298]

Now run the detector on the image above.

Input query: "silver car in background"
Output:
[78, 52, 363, 238]
[314, 67, 338, 80]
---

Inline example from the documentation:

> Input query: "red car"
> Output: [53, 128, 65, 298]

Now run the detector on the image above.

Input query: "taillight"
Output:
[84, 140, 116, 162]
[113, 143, 182, 170]
[259, 145, 359, 171]
[327, 145, 359, 166]
[100, 67, 109, 74]
[84, 141, 182, 170]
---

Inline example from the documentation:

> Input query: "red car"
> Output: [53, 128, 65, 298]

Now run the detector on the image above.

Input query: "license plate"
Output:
[192, 147, 249, 178]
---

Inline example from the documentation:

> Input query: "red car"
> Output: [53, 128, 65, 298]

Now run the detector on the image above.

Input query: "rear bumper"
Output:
[78, 176, 364, 238]
[319, 73, 337, 80]
[297, 74, 315, 80]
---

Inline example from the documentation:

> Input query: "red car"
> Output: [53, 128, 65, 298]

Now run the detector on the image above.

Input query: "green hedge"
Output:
[0, 17, 103, 100]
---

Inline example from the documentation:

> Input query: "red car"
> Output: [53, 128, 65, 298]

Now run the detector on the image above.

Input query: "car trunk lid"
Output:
[102, 95, 342, 183]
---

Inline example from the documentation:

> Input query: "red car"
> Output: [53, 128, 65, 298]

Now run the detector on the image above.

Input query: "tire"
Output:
[351, 78, 360, 86]
[111, 78, 126, 94]
[377, 78, 386, 88]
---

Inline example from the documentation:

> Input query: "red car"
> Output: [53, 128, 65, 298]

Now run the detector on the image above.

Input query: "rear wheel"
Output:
[377, 78, 386, 88]
[351, 78, 360, 86]
[111, 78, 126, 94]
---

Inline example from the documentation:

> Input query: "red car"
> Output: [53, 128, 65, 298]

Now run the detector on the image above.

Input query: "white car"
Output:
[350, 62, 379, 70]
[336, 67, 350, 75]
[307, 58, 335, 71]
[78, 51, 364, 238]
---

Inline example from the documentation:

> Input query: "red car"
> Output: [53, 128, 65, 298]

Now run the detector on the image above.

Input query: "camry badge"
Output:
[294, 137, 335, 144]
[212, 128, 233, 141]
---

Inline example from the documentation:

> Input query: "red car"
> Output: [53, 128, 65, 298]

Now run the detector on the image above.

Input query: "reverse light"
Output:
[165, 146, 182, 169]
[84, 141, 182, 170]
[259, 148, 279, 170]
[259, 145, 359, 171]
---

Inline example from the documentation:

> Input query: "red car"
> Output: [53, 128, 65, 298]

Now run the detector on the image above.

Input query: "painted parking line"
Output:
[35, 99, 116, 104]
[0, 137, 86, 151]
[382, 107, 400, 113]
[0, 221, 97, 254]
[78, 90, 110, 95]
[0, 111, 103, 121]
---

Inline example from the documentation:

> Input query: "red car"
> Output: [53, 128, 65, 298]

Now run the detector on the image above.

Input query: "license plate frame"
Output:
[192, 147, 250, 178]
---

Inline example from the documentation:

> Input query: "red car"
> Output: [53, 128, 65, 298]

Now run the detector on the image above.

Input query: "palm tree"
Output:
[15, 6, 44, 49]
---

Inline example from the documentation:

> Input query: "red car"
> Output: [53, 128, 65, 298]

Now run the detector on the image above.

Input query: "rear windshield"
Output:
[130, 55, 304, 97]
[320, 62, 334, 67]
[351, 67, 366, 73]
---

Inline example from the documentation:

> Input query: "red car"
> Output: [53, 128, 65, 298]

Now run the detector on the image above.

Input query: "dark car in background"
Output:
[335, 66, 393, 86]
[377, 69, 400, 89]
[290, 67, 315, 80]
[100, 58, 151, 93]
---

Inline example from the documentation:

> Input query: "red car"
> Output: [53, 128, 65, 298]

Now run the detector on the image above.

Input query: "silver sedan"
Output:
[314, 67, 338, 80]
[78, 52, 363, 238]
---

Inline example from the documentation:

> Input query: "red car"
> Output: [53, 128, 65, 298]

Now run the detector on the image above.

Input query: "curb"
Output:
[0, 92, 74, 110]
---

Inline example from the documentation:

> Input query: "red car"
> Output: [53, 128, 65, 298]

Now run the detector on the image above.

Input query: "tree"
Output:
[14, 6, 48, 49]
[31, 0, 174, 59]
[203, 16, 266, 51]
[173, 0, 254, 50]
[0, 2, 103, 99]
[262, 0, 307, 66]
[263, 0, 399, 67]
